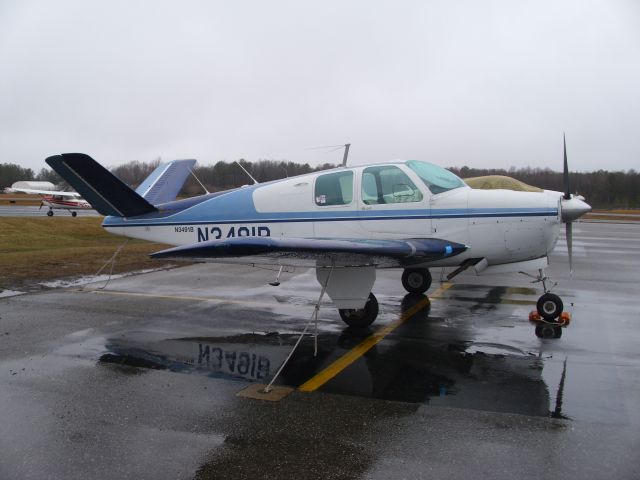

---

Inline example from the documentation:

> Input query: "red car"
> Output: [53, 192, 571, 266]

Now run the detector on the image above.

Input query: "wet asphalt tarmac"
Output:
[1, 221, 639, 479]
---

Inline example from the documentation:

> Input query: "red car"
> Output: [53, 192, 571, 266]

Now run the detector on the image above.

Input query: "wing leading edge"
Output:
[151, 237, 467, 268]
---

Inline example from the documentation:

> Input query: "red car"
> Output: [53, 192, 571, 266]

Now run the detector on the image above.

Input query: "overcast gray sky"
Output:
[1, 0, 639, 172]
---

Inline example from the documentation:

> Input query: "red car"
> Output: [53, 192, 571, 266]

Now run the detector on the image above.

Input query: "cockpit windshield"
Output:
[406, 160, 466, 195]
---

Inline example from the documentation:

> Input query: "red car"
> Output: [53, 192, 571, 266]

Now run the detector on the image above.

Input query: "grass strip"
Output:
[0, 217, 174, 289]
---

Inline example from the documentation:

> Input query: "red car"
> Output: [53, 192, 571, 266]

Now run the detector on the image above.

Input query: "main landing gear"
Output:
[338, 293, 379, 328]
[46, 208, 77, 217]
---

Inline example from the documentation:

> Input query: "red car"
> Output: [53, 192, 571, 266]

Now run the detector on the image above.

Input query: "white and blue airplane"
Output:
[45, 142, 590, 338]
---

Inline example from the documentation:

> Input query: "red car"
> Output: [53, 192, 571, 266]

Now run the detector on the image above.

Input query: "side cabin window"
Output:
[315, 171, 354, 206]
[361, 165, 423, 205]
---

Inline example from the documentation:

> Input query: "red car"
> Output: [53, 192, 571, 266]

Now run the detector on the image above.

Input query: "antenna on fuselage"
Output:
[189, 168, 210, 194]
[305, 143, 351, 166]
[342, 143, 351, 166]
[235, 161, 259, 185]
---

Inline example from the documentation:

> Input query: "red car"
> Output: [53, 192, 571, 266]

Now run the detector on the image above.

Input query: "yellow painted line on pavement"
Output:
[298, 282, 454, 393]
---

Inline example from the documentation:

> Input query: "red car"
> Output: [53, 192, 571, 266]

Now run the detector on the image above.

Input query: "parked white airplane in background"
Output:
[6, 181, 92, 216]
[45, 141, 590, 338]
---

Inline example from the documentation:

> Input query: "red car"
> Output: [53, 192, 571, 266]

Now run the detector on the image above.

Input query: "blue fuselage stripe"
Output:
[104, 209, 558, 227]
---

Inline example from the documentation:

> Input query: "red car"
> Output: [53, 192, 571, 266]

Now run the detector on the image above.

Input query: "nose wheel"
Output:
[537, 292, 563, 321]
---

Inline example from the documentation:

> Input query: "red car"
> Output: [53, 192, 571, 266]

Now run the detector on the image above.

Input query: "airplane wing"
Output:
[151, 236, 467, 268]
[8, 187, 81, 197]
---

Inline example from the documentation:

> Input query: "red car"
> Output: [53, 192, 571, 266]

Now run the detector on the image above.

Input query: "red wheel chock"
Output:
[529, 311, 571, 327]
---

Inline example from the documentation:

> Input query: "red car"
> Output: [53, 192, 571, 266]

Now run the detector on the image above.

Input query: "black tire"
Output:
[537, 293, 563, 321]
[339, 293, 379, 328]
[71, 211, 77, 217]
[401, 268, 432, 294]
[47, 210, 53, 217]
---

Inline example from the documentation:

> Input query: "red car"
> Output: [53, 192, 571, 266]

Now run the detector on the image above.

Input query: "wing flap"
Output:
[151, 237, 467, 268]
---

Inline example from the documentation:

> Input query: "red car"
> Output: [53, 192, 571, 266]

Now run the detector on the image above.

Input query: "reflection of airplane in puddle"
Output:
[102, 334, 284, 382]
[6, 181, 92, 216]
[46, 137, 590, 339]
[100, 294, 556, 417]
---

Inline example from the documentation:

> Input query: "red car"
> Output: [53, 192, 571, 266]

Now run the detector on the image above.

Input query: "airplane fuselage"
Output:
[103, 161, 562, 270]
[42, 195, 92, 210]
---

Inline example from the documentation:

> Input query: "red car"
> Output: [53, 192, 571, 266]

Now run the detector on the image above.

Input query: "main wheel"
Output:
[339, 293, 379, 328]
[537, 293, 563, 321]
[71, 211, 77, 217]
[401, 268, 432, 294]
[47, 210, 54, 217]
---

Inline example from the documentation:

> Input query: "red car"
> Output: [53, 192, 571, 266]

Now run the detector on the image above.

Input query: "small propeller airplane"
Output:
[6, 182, 92, 216]
[45, 138, 591, 338]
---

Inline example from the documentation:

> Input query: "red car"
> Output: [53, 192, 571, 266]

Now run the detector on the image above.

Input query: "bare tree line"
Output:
[2, 160, 639, 209]
[109, 158, 337, 195]
[449, 166, 640, 209]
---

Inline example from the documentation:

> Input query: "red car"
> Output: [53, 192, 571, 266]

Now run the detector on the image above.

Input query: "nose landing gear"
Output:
[522, 268, 570, 339]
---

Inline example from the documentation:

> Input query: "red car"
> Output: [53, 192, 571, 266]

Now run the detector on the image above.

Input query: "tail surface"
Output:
[135, 158, 197, 205]
[46, 153, 157, 217]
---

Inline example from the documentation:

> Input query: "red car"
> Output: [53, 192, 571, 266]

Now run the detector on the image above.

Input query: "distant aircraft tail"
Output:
[135, 158, 197, 205]
[46, 153, 158, 217]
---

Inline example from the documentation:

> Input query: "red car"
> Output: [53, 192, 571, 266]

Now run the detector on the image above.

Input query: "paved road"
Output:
[1, 222, 639, 479]
[0, 205, 99, 217]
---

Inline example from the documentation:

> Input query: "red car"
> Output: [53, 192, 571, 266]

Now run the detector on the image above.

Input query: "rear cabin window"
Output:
[361, 165, 423, 204]
[315, 171, 354, 206]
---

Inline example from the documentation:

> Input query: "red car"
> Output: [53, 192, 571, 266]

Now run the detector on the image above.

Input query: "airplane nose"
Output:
[561, 196, 592, 223]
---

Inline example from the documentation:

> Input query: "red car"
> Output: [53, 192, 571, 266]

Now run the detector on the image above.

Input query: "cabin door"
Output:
[357, 165, 430, 236]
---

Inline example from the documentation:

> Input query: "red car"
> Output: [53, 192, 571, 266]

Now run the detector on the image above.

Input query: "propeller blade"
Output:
[566, 222, 573, 274]
[563, 133, 570, 200]
[39, 201, 43, 210]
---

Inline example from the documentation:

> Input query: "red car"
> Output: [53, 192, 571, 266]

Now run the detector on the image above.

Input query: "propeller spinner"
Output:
[559, 135, 591, 272]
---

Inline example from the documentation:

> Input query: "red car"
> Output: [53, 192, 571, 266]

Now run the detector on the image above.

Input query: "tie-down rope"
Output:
[263, 265, 334, 393]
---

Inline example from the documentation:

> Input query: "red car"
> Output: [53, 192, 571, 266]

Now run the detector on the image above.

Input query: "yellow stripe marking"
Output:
[298, 282, 453, 392]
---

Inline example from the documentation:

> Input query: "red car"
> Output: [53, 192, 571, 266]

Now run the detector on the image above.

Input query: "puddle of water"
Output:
[0, 290, 26, 298]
